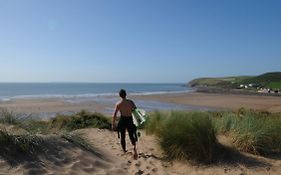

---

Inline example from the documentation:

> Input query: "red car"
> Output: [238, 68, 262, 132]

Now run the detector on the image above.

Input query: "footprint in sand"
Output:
[127, 161, 132, 166]
[134, 169, 145, 175]
[135, 161, 141, 167]
[151, 168, 158, 173]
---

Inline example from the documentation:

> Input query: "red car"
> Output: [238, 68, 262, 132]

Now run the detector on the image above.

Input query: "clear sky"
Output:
[0, 0, 280, 83]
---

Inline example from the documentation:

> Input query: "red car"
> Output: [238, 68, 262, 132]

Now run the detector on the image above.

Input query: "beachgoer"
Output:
[112, 89, 138, 159]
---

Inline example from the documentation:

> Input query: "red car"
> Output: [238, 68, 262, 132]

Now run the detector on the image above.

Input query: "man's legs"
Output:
[120, 127, 127, 152]
[128, 125, 138, 159]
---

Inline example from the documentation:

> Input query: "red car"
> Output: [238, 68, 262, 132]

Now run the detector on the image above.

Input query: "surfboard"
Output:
[132, 108, 147, 127]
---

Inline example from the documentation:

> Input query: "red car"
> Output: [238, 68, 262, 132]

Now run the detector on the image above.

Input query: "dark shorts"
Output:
[117, 116, 137, 151]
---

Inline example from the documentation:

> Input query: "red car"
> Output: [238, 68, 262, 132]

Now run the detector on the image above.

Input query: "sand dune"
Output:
[0, 134, 127, 175]
[77, 128, 281, 175]
[0, 128, 280, 174]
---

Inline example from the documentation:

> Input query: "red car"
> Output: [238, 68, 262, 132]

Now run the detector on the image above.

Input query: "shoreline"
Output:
[0, 91, 280, 118]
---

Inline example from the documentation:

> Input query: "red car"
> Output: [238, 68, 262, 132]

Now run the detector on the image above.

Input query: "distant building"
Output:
[248, 83, 260, 88]
[239, 83, 260, 90]
[258, 88, 268, 93]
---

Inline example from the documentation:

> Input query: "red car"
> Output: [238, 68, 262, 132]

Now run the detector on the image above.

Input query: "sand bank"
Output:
[0, 92, 280, 118]
[133, 92, 281, 113]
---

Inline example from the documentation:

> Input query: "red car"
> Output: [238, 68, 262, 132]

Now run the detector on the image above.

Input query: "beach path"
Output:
[0, 128, 280, 174]
[77, 128, 170, 175]
[77, 128, 281, 175]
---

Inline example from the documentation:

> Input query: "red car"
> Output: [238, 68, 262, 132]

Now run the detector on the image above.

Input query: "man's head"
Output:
[119, 89, 127, 99]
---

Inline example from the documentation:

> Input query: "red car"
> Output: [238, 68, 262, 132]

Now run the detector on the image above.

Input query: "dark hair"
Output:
[119, 89, 127, 98]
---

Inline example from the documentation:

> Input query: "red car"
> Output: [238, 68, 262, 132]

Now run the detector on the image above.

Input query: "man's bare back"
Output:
[116, 99, 136, 117]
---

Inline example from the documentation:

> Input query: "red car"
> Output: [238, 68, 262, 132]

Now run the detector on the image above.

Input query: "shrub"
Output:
[0, 108, 21, 125]
[0, 129, 43, 156]
[146, 111, 219, 163]
[212, 112, 238, 134]
[19, 120, 50, 134]
[50, 110, 111, 131]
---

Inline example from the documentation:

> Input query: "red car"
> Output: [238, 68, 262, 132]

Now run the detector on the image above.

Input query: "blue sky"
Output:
[0, 0, 280, 83]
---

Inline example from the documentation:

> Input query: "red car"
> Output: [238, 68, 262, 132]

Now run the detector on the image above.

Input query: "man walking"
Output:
[112, 89, 138, 159]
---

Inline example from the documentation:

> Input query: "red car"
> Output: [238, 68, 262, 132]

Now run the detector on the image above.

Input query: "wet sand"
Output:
[134, 92, 281, 113]
[0, 98, 109, 118]
[0, 92, 280, 118]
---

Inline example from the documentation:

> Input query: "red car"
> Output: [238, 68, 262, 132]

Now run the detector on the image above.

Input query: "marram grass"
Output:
[212, 110, 281, 154]
[49, 110, 111, 132]
[0, 109, 112, 134]
[146, 111, 219, 163]
[0, 109, 111, 159]
[0, 129, 43, 156]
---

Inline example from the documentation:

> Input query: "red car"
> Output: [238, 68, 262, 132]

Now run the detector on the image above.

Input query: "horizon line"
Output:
[0, 81, 187, 84]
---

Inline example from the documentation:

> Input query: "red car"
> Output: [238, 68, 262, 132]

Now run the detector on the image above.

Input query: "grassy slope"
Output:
[188, 76, 252, 88]
[240, 72, 281, 88]
[188, 72, 281, 89]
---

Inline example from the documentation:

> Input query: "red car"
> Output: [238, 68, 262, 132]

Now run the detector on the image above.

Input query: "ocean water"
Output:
[0, 83, 190, 101]
[0, 83, 217, 116]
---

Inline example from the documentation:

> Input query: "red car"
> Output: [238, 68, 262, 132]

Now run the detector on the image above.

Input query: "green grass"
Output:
[0, 108, 50, 134]
[2, 107, 280, 165]
[0, 109, 111, 134]
[267, 82, 281, 89]
[188, 72, 281, 90]
[0, 109, 111, 161]
[0, 108, 22, 125]
[49, 110, 111, 132]
[188, 76, 252, 88]
[237, 72, 281, 89]
[0, 129, 43, 156]
[146, 111, 219, 163]
[242, 72, 281, 85]
[212, 110, 281, 154]
[19, 119, 50, 134]
[145, 110, 281, 163]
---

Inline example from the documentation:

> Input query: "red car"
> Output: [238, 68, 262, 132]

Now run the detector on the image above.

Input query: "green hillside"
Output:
[188, 72, 281, 89]
[188, 76, 252, 88]
[240, 72, 281, 88]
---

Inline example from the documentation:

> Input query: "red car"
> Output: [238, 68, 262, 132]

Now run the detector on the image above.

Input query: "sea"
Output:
[0, 83, 213, 116]
[0, 83, 190, 101]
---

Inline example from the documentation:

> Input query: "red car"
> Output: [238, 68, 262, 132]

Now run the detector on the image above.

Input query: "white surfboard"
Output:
[132, 108, 147, 127]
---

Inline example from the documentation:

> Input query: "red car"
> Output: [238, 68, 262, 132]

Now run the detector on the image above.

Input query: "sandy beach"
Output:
[0, 98, 110, 117]
[1, 92, 280, 117]
[0, 92, 280, 174]
[134, 92, 281, 113]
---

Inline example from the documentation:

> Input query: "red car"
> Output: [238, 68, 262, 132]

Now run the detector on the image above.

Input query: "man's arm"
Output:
[131, 100, 137, 111]
[112, 104, 119, 130]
